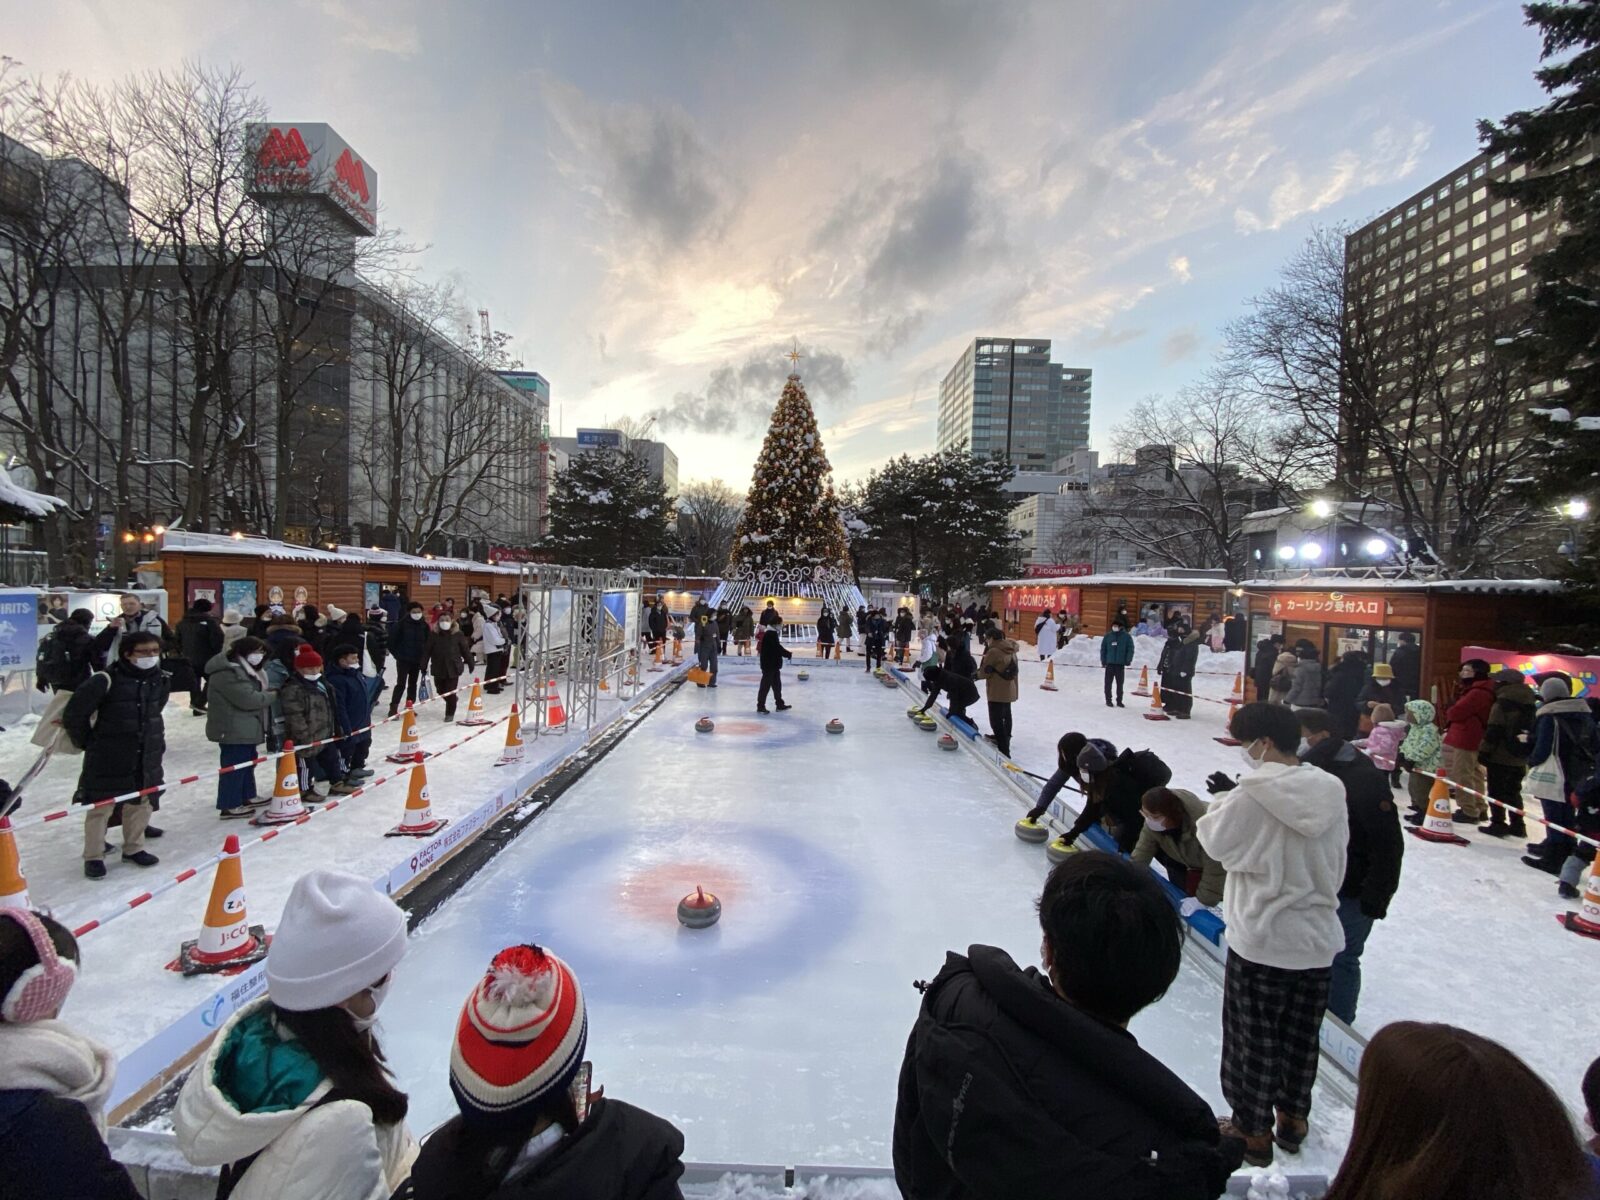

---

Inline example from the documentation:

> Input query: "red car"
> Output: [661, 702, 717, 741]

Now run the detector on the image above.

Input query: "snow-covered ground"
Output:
[995, 638, 1594, 1120]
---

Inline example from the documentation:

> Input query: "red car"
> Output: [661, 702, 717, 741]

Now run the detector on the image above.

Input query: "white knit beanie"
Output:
[266, 870, 408, 1012]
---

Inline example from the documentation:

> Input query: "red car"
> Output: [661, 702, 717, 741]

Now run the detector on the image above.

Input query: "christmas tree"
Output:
[730, 356, 851, 577]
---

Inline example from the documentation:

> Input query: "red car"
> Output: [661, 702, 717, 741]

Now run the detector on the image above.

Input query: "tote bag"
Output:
[1524, 726, 1566, 802]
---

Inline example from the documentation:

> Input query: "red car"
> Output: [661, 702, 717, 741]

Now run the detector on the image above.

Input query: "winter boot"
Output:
[121, 850, 159, 867]
[1273, 1109, 1308, 1155]
[1218, 1118, 1273, 1168]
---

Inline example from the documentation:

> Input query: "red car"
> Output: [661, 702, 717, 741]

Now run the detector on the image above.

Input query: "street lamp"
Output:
[1309, 499, 1333, 519]
[1563, 498, 1590, 520]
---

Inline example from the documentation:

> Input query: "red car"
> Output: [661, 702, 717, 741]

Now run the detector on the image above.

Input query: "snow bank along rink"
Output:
[374, 658, 1349, 1185]
[1015, 634, 1594, 1118]
[0, 666, 657, 1084]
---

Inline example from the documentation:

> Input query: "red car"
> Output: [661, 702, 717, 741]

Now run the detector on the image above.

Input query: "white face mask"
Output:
[246, 652, 265, 667]
[1143, 815, 1170, 832]
[1239, 740, 1268, 770]
[1297, 738, 1313, 757]
[410, 612, 423, 620]
[348, 976, 392, 1032]
[131, 655, 160, 670]
[300, 672, 322, 684]
[438, 620, 452, 630]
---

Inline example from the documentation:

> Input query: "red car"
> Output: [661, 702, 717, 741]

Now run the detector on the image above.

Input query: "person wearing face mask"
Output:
[1196, 703, 1348, 1168]
[389, 602, 431, 719]
[174, 868, 416, 1200]
[893, 852, 1243, 1199]
[1130, 786, 1227, 912]
[281, 646, 356, 798]
[205, 636, 278, 819]
[0, 908, 143, 1199]
[1294, 708, 1404, 1025]
[426, 613, 473, 722]
[1099, 619, 1135, 708]
[62, 631, 168, 880]
[1441, 658, 1497, 825]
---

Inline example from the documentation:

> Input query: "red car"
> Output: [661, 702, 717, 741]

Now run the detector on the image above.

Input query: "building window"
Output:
[1473, 211, 1487, 227]
[1490, 200, 1508, 218]
[1511, 213, 1527, 231]
[1511, 237, 1527, 255]
[1471, 233, 1487, 250]
[1472, 186, 1487, 203]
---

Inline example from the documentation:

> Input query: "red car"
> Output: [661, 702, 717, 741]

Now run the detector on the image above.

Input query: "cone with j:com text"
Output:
[0, 816, 29, 910]
[252, 742, 309, 827]
[457, 677, 492, 727]
[1408, 773, 1468, 846]
[1230, 671, 1244, 699]
[387, 702, 430, 763]
[170, 834, 269, 975]
[494, 703, 524, 767]
[1561, 863, 1600, 939]
[1040, 660, 1059, 691]
[386, 762, 449, 837]
[1132, 665, 1151, 696]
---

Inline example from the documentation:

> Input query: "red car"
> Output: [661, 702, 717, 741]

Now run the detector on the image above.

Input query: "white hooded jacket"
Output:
[172, 999, 416, 1200]
[1196, 760, 1349, 971]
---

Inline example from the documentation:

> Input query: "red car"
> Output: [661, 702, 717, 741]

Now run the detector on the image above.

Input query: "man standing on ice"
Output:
[755, 625, 792, 713]
[893, 852, 1243, 1198]
[1197, 702, 1347, 1168]
[1100, 617, 1135, 708]
[693, 613, 720, 688]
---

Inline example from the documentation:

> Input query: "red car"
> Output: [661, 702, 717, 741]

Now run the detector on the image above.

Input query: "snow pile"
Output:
[689, 1176, 898, 1199]
[1048, 633, 1246, 677]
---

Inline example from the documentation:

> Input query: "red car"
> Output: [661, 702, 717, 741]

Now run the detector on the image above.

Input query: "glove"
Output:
[1179, 896, 1203, 918]
[1205, 770, 1237, 795]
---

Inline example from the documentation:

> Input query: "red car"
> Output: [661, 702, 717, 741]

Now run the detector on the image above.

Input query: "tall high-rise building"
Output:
[937, 338, 1091, 472]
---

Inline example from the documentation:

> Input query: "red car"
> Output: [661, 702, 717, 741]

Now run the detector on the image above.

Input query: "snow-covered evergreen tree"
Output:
[730, 369, 850, 576]
[541, 448, 676, 568]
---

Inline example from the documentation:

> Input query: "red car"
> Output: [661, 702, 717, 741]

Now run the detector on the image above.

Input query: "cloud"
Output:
[1082, 326, 1146, 351]
[543, 81, 739, 250]
[1160, 328, 1201, 365]
[1168, 253, 1192, 283]
[863, 153, 1000, 299]
[1234, 122, 1431, 233]
[310, 0, 420, 56]
[649, 344, 855, 436]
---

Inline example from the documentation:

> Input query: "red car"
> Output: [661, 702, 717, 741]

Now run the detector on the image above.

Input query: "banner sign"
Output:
[1461, 645, 1598, 698]
[0, 591, 39, 673]
[1023, 563, 1093, 578]
[1003, 585, 1081, 615]
[1267, 591, 1385, 621]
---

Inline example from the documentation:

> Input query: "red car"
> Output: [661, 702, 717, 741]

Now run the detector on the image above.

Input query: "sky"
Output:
[0, 0, 1550, 491]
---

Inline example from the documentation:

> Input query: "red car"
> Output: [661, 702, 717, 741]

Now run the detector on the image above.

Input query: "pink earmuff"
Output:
[0, 908, 77, 1022]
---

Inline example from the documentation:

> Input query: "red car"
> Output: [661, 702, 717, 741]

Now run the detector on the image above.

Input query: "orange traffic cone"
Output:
[252, 743, 310, 826]
[387, 702, 430, 763]
[650, 642, 665, 672]
[1409, 773, 1468, 845]
[1230, 671, 1244, 699]
[170, 834, 269, 975]
[834, 641, 841, 661]
[1214, 699, 1243, 745]
[495, 703, 524, 766]
[1132, 665, 1151, 696]
[1144, 682, 1170, 721]
[1561, 862, 1600, 939]
[545, 678, 567, 729]
[457, 677, 492, 727]
[0, 816, 29, 910]
[1040, 660, 1059, 691]
[386, 763, 449, 837]
[599, 673, 610, 692]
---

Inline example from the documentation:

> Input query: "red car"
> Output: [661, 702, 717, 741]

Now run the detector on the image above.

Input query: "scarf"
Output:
[0, 1020, 117, 1134]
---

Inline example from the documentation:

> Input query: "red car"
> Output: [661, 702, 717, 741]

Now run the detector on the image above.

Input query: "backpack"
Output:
[998, 653, 1019, 682]
[35, 628, 74, 688]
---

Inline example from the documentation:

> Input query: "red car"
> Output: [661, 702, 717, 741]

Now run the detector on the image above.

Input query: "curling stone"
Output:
[826, 718, 844, 734]
[1014, 817, 1049, 843]
[938, 734, 958, 751]
[906, 706, 921, 717]
[677, 886, 722, 928]
[695, 717, 715, 734]
[797, 670, 810, 681]
[915, 717, 937, 731]
[1045, 836, 1079, 863]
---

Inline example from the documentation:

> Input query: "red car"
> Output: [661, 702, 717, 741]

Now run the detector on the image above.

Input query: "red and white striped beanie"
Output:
[449, 944, 587, 1129]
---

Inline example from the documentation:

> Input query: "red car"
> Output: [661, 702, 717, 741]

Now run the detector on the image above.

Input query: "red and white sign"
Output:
[247, 122, 378, 236]
[1268, 592, 1386, 621]
[1004, 585, 1081, 614]
[1024, 562, 1093, 578]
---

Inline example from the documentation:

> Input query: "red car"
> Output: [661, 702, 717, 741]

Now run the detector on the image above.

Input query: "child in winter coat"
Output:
[174, 870, 417, 1199]
[279, 646, 354, 797]
[0, 908, 141, 1200]
[1268, 651, 1298, 705]
[1357, 704, 1406, 773]
[1397, 699, 1443, 820]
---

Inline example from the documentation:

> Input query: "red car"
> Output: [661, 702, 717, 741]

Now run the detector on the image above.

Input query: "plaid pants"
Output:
[1221, 951, 1331, 1135]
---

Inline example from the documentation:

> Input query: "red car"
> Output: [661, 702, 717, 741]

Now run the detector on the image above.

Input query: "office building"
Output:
[937, 338, 1091, 473]
[549, 428, 679, 497]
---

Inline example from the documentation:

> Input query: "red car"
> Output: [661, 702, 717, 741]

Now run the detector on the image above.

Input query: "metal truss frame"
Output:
[517, 564, 643, 739]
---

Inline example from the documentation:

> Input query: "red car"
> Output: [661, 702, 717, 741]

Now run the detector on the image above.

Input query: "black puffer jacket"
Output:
[391, 614, 431, 664]
[758, 628, 792, 670]
[61, 660, 169, 803]
[176, 608, 223, 665]
[403, 1098, 686, 1200]
[1301, 737, 1404, 920]
[894, 946, 1240, 1200]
